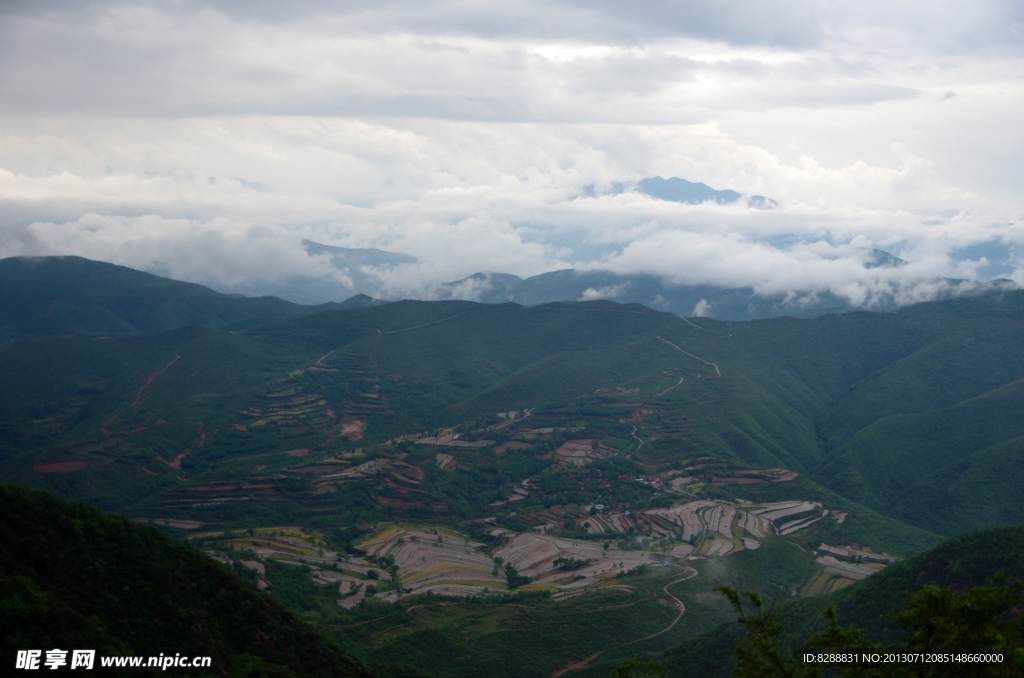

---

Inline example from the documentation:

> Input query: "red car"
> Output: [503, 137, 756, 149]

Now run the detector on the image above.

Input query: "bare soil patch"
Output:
[131, 351, 181, 407]
[392, 460, 424, 480]
[34, 459, 91, 473]
[341, 417, 366, 441]
[551, 654, 600, 678]
[377, 495, 425, 508]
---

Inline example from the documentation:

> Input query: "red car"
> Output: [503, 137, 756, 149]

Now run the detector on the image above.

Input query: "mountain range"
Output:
[21, 174, 1005, 319]
[3, 257, 1024, 677]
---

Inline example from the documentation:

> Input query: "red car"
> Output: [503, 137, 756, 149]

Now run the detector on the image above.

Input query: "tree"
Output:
[716, 586, 821, 678]
[505, 562, 531, 590]
[606, 655, 668, 678]
[720, 579, 1024, 678]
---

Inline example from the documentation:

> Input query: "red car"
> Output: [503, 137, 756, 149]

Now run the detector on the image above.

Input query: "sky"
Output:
[1, 0, 1023, 305]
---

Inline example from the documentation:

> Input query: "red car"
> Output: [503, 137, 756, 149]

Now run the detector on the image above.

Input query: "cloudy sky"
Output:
[1, 0, 1022, 304]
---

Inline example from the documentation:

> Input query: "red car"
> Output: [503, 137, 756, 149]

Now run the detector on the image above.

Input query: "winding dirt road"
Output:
[656, 336, 721, 378]
[131, 350, 181, 406]
[549, 566, 699, 677]
[654, 373, 685, 397]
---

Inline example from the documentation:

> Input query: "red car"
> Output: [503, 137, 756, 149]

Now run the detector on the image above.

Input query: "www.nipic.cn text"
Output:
[16, 650, 213, 671]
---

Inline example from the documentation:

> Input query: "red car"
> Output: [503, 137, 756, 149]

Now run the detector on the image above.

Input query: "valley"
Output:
[3, 262, 1024, 676]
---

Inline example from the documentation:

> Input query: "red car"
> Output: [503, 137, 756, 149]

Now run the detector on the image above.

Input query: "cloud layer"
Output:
[1, 1, 1022, 308]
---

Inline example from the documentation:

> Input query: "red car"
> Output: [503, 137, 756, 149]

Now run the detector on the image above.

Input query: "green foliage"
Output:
[504, 562, 531, 589]
[606, 654, 668, 678]
[0, 483, 373, 677]
[720, 580, 1024, 678]
[716, 586, 819, 678]
[663, 524, 1024, 678]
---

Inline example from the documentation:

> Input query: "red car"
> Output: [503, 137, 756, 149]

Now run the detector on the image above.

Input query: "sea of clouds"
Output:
[1, 1, 1022, 308]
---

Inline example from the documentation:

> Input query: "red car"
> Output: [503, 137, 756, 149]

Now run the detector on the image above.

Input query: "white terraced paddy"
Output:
[206, 496, 873, 607]
[349, 526, 673, 601]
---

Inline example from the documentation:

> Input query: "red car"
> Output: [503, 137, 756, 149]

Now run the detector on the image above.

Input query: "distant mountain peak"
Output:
[435, 271, 524, 303]
[862, 248, 907, 268]
[637, 176, 777, 209]
[301, 240, 417, 266]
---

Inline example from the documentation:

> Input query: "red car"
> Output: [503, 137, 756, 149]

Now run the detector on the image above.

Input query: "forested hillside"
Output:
[0, 256, 370, 342]
[0, 483, 377, 677]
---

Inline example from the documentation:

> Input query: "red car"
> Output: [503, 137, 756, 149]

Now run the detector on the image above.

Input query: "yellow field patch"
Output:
[828, 577, 856, 592]
[401, 564, 495, 583]
[803, 569, 833, 596]
[357, 523, 405, 546]
[517, 582, 559, 592]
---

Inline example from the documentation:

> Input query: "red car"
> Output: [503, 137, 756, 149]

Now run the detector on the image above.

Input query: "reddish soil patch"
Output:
[495, 440, 533, 453]
[284, 448, 309, 457]
[341, 417, 366, 441]
[131, 418, 171, 434]
[384, 477, 410, 494]
[435, 452, 457, 471]
[392, 460, 424, 480]
[551, 654, 600, 678]
[254, 464, 267, 471]
[132, 351, 181, 407]
[233, 424, 248, 432]
[165, 450, 190, 469]
[377, 495, 424, 508]
[34, 459, 91, 473]
[711, 476, 765, 485]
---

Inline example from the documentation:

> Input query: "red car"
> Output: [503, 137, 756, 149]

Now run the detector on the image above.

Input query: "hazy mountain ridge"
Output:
[12, 244, 1013, 324]
[433, 262, 1016, 320]
[0, 255, 384, 342]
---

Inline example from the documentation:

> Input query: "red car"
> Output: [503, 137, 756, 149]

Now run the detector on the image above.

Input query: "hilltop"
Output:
[0, 256, 382, 342]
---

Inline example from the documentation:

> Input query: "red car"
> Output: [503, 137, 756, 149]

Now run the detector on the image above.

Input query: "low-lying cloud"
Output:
[0, 1, 1021, 311]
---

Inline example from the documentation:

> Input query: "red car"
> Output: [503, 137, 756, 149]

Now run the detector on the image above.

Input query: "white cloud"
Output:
[579, 283, 629, 301]
[0, 1, 1021, 307]
[692, 299, 714, 317]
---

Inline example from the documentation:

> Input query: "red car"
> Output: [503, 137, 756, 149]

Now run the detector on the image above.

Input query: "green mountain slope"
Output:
[815, 379, 1024, 533]
[0, 483, 374, 677]
[2, 286, 1024, 536]
[0, 256, 360, 342]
